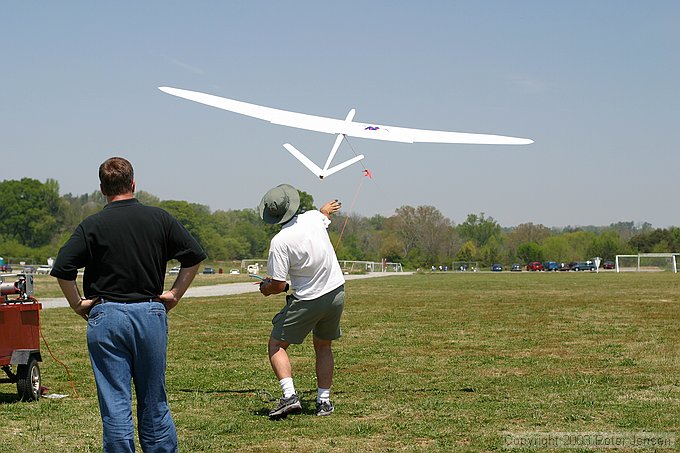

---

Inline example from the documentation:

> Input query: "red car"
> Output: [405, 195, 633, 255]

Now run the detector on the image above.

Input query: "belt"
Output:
[97, 298, 161, 304]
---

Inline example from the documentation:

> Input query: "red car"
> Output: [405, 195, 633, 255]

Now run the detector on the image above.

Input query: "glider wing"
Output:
[160, 86, 348, 135]
[159, 86, 533, 145]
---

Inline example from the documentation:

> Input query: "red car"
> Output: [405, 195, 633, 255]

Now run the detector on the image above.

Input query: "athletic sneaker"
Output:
[316, 400, 334, 416]
[269, 394, 302, 419]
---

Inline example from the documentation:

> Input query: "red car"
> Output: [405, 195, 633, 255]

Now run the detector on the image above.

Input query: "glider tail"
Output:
[283, 143, 327, 179]
[283, 143, 364, 179]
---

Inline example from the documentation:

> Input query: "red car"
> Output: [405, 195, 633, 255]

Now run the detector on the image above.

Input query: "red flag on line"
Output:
[363, 169, 372, 179]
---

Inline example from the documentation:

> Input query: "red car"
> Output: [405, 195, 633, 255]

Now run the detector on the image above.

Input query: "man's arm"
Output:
[158, 263, 200, 311]
[56, 278, 99, 321]
[259, 278, 289, 297]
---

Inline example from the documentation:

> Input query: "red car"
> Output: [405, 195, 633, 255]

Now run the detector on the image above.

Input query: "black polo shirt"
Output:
[51, 198, 207, 302]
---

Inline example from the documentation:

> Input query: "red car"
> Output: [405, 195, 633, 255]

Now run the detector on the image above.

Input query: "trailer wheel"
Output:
[16, 357, 41, 402]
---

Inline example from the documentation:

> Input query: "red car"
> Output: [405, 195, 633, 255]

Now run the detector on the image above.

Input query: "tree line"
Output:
[1, 178, 678, 269]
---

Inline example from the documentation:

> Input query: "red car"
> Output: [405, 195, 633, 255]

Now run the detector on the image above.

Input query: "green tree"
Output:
[587, 231, 631, 261]
[456, 240, 478, 263]
[562, 231, 597, 260]
[379, 233, 404, 263]
[517, 242, 544, 263]
[387, 206, 420, 259]
[136, 190, 161, 206]
[479, 236, 503, 266]
[457, 213, 501, 248]
[0, 178, 60, 247]
[414, 206, 451, 265]
[542, 236, 572, 262]
[331, 214, 382, 261]
[299, 189, 315, 213]
[388, 205, 453, 267]
[207, 208, 276, 260]
[629, 228, 680, 253]
[439, 226, 463, 265]
[505, 222, 552, 252]
[158, 200, 211, 252]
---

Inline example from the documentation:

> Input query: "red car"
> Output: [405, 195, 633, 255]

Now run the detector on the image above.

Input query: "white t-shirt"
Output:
[267, 210, 345, 300]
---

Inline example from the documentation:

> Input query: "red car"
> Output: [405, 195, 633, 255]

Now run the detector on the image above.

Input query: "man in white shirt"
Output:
[258, 184, 345, 419]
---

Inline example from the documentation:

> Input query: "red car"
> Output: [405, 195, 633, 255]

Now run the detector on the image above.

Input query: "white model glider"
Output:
[159, 86, 533, 179]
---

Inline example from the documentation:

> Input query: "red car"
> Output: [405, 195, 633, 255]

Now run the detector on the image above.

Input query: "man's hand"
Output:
[259, 277, 289, 296]
[56, 278, 99, 321]
[158, 290, 180, 312]
[72, 297, 99, 321]
[320, 199, 341, 219]
[159, 263, 200, 312]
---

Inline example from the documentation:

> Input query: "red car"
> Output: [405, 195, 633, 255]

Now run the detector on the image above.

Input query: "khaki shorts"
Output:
[271, 285, 344, 344]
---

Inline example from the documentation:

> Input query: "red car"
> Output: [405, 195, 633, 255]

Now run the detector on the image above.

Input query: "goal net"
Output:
[615, 253, 678, 273]
[338, 260, 404, 273]
[451, 261, 479, 272]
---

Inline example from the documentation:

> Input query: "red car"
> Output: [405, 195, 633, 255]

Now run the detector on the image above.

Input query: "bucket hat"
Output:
[258, 184, 300, 225]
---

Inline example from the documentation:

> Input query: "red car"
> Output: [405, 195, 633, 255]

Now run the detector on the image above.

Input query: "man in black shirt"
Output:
[51, 157, 206, 453]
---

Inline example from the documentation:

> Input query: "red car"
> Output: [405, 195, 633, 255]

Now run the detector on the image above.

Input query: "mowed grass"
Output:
[1, 272, 679, 451]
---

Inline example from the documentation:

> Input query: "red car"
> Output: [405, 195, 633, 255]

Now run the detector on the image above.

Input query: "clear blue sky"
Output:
[2, 1, 678, 228]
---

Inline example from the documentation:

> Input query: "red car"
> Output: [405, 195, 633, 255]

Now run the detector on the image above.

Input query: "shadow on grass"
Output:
[0, 391, 22, 404]
[253, 401, 318, 418]
[178, 387, 263, 396]
[177, 388, 333, 418]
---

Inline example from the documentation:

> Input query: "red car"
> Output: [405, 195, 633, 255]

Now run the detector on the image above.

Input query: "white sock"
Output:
[317, 387, 331, 403]
[279, 377, 296, 398]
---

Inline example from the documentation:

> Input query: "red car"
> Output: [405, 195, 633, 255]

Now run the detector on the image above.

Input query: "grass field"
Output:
[1, 272, 679, 451]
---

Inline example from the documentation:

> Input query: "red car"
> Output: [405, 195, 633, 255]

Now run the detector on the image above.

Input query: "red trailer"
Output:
[0, 274, 42, 401]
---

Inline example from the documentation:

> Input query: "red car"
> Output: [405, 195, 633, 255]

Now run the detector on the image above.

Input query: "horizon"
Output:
[26, 175, 665, 231]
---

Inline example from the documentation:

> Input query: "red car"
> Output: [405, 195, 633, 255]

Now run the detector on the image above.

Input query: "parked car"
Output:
[602, 261, 616, 270]
[571, 262, 596, 271]
[229, 269, 240, 275]
[491, 264, 503, 272]
[543, 261, 559, 272]
[559, 262, 571, 271]
[511, 263, 522, 272]
[527, 261, 543, 271]
[169, 266, 181, 275]
[203, 267, 216, 274]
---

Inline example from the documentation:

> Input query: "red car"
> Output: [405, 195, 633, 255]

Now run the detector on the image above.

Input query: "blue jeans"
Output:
[87, 300, 178, 453]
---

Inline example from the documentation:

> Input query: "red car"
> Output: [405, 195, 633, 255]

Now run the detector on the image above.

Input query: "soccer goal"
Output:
[337, 260, 403, 273]
[451, 261, 479, 272]
[615, 253, 679, 273]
